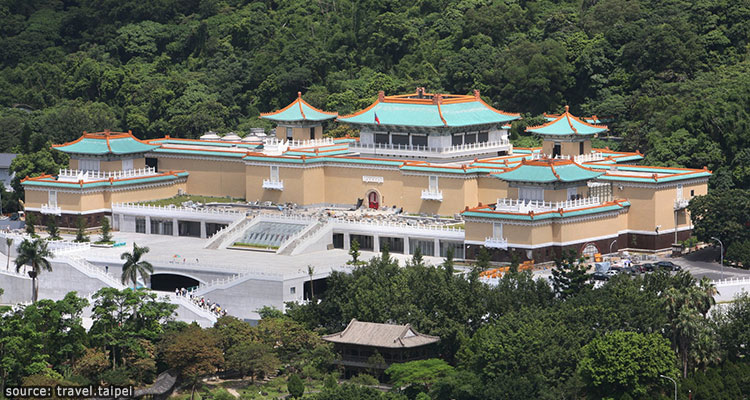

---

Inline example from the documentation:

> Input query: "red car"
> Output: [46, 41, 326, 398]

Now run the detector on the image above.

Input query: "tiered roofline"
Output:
[526, 106, 608, 136]
[260, 92, 338, 122]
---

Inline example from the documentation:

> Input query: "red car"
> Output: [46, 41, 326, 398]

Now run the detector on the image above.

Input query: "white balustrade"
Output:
[40, 204, 62, 215]
[262, 179, 284, 190]
[330, 218, 463, 232]
[112, 202, 242, 216]
[674, 198, 690, 210]
[351, 139, 511, 156]
[484, 236, 508, 249]
[421, 189, 444, 201]
[58, 167, 157, 182]
[494, 196, 601, 213]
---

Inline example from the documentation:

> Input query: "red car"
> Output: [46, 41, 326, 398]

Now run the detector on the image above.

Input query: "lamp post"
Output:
[711, 237, 724, 280]
[609, 239, 617, 255]
[660, 375, 677, 400]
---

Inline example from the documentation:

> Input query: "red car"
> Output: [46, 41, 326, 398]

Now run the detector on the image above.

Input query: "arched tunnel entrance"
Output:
[150, 273, 201, 292]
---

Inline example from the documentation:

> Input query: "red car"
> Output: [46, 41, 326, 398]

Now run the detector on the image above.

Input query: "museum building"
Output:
[21, 89, 709, 261]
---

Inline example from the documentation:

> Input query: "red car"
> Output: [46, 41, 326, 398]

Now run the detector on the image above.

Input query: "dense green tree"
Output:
[163, 325, 223, 400]
[550, 250, 591, 300]
[578, 331, 678, 397]
[74, 216, 89, 243]
[45, 216, 59, 240]
[225, 339, 280, 383]
[98, 217, 112, 243]
[287, 373, 304, 398]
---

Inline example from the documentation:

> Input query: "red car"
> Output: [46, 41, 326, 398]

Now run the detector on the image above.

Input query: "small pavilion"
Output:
[260, 92, 337, 141]
[526, 106, 608, 158]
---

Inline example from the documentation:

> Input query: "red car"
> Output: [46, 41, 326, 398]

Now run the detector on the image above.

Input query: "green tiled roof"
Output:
[53, 132, 158, 155]
[339, 99, 520, 128]
[527, 107, 607, 136]
[462, 201, 630, 221]
[152, 148, 248, 158]
[261, 94, 337, 122]
[493, 159, 604, 183]
[22, 171, 188, 189]
[149, 139, 262, 149]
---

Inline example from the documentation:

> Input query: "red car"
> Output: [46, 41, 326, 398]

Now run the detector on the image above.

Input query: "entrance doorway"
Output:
[150, 273, 200, 292]
[367, 191, 379, 209]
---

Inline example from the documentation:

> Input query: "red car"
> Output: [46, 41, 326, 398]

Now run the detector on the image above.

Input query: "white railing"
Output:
[276, 221, 322, 255]
[48, 240, 91, 255]
[494, 196, 601, 213]
[167, 293, 219, 323]
[674, 198, 690, 210]
[528, 152, 605, 163]
[287, 137, 335, 148]
[330, 218, 464, 233]
[112, 202, 242, 216]
[205, 217, 252, 250]
[484, 237, 508, 249]
[40, 204, 62, 215]
[351, 139, 511, 156]
[712, 277, 750, 287]
[421, 189, 443, 201]
[574, 152, 605, 163]
[262, 179, 284, 190]
[58, 167, 157, 182]
[61, 255, 126, 289]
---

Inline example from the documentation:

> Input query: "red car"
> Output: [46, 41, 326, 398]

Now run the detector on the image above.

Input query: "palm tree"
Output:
[5, 237, 12, 270]
[14, 238, 54, 302]
[307, 265, 315, 299]
[697, 277, 718, 317]
[120, 243, 153, 290]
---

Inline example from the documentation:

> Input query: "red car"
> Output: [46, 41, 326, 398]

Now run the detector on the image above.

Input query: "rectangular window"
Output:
[391, 133, 409, 145]
[429, 176, 438, 192]
[567, 187, 577, 200]
[310, 127, 315, 140]
[440, 241, 465, 259]
[79, 159, 100, 171]
[676, 184, 684, 199]
[519, 187, 544, 202]
[553, 142, 561, 157]
[270, 165, 279, 181]
[290, 287, 296, 294]
[409, 239, 435, 257]
[465, 133, 477, 144]
[380, 237, 404, 253]
[375, 133, 389, 144]
[350, 234, 373, 251]
[412, 134, 427, 147]
[145, 157, 158, 171]
[579, 142, 584, 155]
[48, 191, 57, 207]
[286, 127, 293, 140]
[478, 131, 489, 142]
[135, 218, 146, 233]
[492, 223, 503, 239]
[690, 189, 694, 197]
[122, 159, 134, 170]
[332, 233, 344, 249]
[452, 133, 463, 146]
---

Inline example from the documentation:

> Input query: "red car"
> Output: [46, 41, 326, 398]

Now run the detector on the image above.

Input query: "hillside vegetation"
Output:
[1, 0, 749, 202]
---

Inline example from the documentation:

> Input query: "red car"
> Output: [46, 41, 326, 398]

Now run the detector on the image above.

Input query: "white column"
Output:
[344, 233, 351, 250]
[145, 216, 151, 234]
[434, 238, 441, 257]
[172, 218, 179, 236]
[373, 235, 380, 252]
[200, 221, 207, 239]
[404, 237, 410, 255]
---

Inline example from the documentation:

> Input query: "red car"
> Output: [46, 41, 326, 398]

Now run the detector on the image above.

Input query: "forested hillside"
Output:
[1, 0, 750, 191]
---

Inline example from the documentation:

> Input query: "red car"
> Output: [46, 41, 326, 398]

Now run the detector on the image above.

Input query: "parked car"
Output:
[638, 263, 655, 272]
[622, 266, 639, 275]
[656, 261, 682, 271]
[593, 272, 610, 281]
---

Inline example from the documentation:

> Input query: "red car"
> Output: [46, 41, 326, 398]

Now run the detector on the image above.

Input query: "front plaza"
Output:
[20, 88, 710, 263]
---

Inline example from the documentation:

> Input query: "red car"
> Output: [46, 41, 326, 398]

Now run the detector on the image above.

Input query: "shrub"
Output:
[287, 374, 304, 398]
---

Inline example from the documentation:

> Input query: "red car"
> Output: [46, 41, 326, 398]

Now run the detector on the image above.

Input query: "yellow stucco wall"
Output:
[476, 177, 510, 206]
[541, 138, 592, 157]
[158, 157, 245, 199]
[274, 126, 323, 141]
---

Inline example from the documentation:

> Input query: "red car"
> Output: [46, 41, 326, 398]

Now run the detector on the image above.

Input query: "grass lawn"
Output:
[138, 195, 245, 207]
[232, 242, 280, 250]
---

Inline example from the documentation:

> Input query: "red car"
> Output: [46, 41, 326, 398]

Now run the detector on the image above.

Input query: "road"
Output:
[668, 246, 750, 281]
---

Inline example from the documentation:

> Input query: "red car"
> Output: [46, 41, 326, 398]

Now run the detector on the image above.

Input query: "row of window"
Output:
[372, 131, 490, 146]
[333, 233, 465, 258]
[78, 159, 135, 171]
